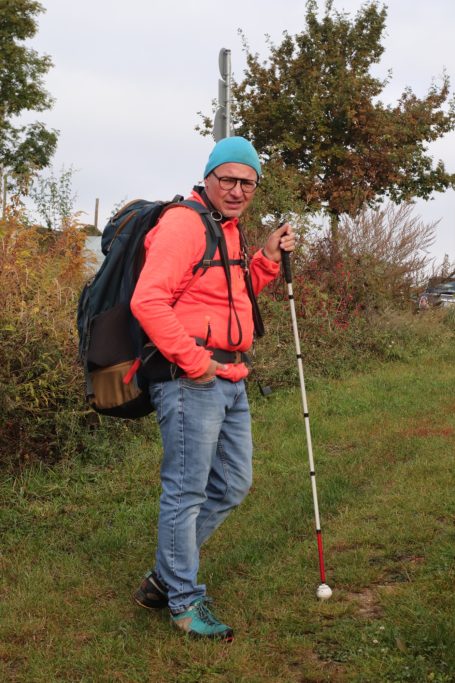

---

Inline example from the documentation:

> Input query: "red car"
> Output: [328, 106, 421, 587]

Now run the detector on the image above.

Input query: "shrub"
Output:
[253, 285, 454, 390]
[248, 201, 448, 389]
[0, 218, 127, 467]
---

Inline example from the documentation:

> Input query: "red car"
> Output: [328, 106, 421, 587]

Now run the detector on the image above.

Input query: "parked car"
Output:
[418, 280, 455, 310]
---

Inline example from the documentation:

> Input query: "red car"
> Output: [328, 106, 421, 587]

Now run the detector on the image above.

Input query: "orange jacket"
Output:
[130, 190, 280, 381]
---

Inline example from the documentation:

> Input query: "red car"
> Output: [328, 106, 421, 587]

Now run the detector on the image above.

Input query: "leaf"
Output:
[395, 636, 408, 653]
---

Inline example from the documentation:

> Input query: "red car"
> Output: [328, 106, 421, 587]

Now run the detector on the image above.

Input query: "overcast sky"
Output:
[25, 0, 455, 264]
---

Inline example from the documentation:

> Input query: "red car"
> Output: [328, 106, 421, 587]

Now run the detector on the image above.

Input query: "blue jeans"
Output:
[149, 377, 253, 613]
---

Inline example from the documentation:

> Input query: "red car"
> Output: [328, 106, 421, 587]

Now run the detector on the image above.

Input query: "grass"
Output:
[1, 342, 454, 682]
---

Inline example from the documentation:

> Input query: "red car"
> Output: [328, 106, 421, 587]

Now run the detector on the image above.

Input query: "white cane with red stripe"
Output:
[281, 249, 332, 600]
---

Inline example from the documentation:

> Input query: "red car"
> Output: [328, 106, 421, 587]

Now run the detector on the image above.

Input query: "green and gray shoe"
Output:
[171, 598, 234, 641]
[133, 570, 168, 610]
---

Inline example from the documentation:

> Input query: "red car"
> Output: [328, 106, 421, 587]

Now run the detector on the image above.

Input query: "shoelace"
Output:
[194, 598, 222, 627]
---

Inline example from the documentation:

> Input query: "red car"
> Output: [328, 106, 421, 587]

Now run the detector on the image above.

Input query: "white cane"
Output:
[281, 249, 332, 601]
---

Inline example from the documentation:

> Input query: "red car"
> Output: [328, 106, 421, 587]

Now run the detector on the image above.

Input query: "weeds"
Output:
[0, 218, 130, 467]
[253, 298, 453, 388]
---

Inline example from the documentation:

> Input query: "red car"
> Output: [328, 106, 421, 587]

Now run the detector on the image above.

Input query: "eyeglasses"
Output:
[212, 171, 258, 193]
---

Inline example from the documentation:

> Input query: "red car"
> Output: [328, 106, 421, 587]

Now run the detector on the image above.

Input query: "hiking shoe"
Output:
[133, 570, 168, 609]
[171, 597, 234, 641]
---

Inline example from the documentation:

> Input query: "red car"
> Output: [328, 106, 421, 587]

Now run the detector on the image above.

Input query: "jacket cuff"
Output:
[184, 352, 212, 379]
[254, 249, 280, 273]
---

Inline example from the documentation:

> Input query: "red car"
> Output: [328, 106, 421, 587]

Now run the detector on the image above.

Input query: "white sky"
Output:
[24, 0, 455, 264]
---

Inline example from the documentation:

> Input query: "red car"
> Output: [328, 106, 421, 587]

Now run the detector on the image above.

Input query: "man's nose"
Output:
[229, 181, 244, 197]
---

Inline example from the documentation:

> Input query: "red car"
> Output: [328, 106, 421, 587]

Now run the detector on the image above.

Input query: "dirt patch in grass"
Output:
[345, 588, 383, 619]
[403, 426, 454, 438]
[400, 415, 455, 439]
[345, 582, 406, 621]
[286, 647, 349, 682]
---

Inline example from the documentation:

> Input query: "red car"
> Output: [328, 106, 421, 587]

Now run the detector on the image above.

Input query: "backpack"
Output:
[77, 197, 223, 419]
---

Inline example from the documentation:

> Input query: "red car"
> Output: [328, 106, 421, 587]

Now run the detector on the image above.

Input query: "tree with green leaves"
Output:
[0, 0, 57, 177]
[30, 165, 77, 230]
[205, 1, 455, 233]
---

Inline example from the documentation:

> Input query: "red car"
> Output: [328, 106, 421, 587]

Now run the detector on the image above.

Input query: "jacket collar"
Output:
[191, 186, 239, 228]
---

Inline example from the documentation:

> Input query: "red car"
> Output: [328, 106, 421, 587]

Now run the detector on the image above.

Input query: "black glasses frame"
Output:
[211, 171, 258, 193]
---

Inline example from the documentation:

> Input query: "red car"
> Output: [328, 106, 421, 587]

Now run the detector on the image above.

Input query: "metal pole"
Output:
[214, 48, 232, 141]
[225, 49, 231, 137]
[2, 171, 6, 219]
[94, 198, 99, 230]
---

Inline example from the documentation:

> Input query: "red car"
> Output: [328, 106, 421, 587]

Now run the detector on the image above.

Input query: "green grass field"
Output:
[1, 344, 454, 682]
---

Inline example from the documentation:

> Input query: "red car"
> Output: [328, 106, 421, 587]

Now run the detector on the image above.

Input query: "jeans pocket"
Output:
[181, 377, 217, 389]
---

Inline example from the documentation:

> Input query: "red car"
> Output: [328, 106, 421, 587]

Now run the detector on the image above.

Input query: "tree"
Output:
[29, 166, 77, 230]
[0, 0, 58, 176]
[226, 1, 455, 229]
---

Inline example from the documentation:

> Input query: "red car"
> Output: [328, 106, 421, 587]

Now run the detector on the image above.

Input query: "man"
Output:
[130, 136, 295, 640]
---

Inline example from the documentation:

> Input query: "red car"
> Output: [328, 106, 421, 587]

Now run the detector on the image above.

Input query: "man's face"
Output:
[204, 162, 258, 218]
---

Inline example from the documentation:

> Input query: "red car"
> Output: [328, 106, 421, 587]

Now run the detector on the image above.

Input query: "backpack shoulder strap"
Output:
[178, 201, 245, 273]
[178, 200, 222, 273]
[156, 199, 222, 303]
[161, 199, 246, 345]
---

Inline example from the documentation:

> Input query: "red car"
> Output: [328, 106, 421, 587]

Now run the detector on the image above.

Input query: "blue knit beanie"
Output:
[204, 136, 261, 178]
